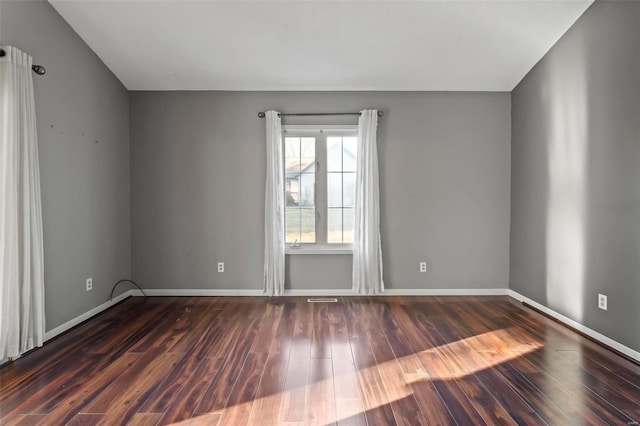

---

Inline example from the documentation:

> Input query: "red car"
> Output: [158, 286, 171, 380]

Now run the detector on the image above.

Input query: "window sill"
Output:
[285, 246, 353, 255]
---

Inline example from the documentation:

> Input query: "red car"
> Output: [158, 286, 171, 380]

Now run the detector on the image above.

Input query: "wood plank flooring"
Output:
[1, 296, 640, 425]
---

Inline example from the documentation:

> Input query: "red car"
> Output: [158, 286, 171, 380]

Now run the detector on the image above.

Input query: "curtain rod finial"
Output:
[258, 112, 266, 118]
[32, 65, 46, 75]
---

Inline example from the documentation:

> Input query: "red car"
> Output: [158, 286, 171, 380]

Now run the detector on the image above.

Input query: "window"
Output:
[284, 125, 357, 250]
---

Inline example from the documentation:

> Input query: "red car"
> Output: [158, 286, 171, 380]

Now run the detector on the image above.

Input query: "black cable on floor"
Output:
[110, 279, 148, 301]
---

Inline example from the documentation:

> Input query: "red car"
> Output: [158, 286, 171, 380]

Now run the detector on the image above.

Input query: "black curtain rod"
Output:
[0, 48, 46, 75]
[258, 111, 383, 118]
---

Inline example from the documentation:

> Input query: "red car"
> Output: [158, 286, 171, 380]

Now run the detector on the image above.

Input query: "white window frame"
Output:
[283, 125, 357, 255]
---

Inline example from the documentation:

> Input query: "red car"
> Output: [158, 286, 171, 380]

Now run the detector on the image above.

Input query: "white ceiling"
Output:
[49, 0, 593, 92]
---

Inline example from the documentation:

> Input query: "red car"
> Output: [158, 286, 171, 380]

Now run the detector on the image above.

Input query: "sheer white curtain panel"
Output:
[263, 111, 285, 296]
[0, 45, 45, 360]
[352, 109, 384, 295]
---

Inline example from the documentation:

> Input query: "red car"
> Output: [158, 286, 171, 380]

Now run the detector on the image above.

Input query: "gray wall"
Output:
[0, 1, 131, 330]
[130, 91, 511, 291]
[510, 1, 640, 351]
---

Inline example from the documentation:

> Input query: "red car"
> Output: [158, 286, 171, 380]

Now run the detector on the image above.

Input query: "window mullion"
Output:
[341, 138, 345, 243]
[316, 134, 327, 245]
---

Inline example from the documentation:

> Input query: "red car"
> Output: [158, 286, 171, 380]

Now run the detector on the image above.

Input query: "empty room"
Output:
[1, 0, 640, 424]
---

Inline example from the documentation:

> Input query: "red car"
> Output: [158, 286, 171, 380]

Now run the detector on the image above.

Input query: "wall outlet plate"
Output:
[419, 262, 427, 273]
[218, 262, 224, 273]
[598, 293, 607, 310]
[86, 277, 93, 291]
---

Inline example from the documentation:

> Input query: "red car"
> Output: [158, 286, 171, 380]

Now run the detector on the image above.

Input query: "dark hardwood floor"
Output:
[1, 295, 639, 425]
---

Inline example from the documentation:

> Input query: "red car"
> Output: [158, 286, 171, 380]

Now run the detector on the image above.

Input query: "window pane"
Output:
[343, 172, 356, 207]
[285, 137, 301, 181]
[285, 208, 300, 243]
[327, 172, 342, 208]
[301, 137, 315, 172]
[301, 137, 315, 157]
[286, 178, 299, 206]
[300, 208, 316, 243]
[285, 137, 315, 177]
[285, 137, 300, 162]
[327, 208, 343, 243]
[343, 137, 357, 172]
[327, 137, 342, 172]
[343, 208, 354, 243]
[299, 173, 315, 207]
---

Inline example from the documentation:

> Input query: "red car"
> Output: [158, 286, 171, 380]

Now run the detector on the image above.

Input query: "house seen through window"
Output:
[284, 126, 357, 247]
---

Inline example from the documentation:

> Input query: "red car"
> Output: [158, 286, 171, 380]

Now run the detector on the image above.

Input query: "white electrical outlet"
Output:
[218, 262, 224, 273]
[419, 262, 427, 273]
[598, 293, 607, 310]
[86, 277, 93, 291]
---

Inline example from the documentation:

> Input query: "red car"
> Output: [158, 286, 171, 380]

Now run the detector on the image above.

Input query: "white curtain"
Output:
[0, 46, 45, 360]
[353, 109, 384, 295]
[263, 111, 285, 296]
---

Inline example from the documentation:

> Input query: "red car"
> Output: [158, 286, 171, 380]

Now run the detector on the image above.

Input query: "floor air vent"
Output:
[307, 298, 338, 303]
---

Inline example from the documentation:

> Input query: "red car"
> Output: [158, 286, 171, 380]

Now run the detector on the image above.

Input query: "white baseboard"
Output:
[508, 290, 640, 363]
[43, 290, 134, 342]
[283, 289, 356, 296]
[134, 288, 265, 297]
[132, 288, 509, 297]
[383, 288, 509, 296]
[134, 288, 352, 297]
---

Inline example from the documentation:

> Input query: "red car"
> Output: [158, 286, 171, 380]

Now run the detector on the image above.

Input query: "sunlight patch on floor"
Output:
[169, 327, 543, 425]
